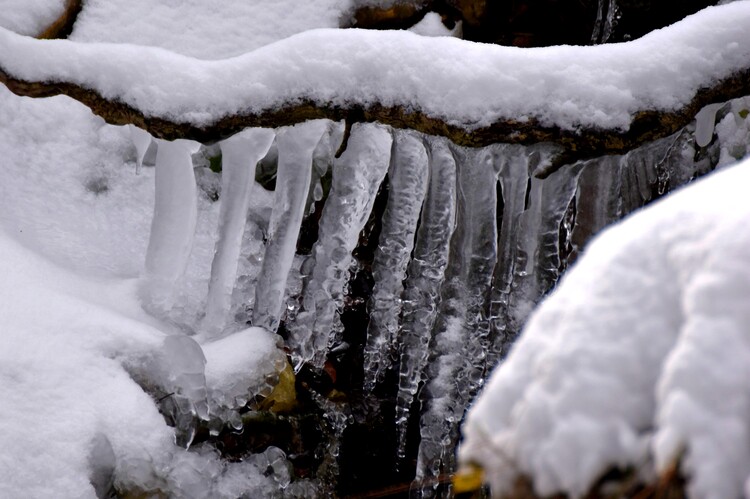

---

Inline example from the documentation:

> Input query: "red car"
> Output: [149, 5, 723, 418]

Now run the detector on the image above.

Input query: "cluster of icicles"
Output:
[131, 96, 735, 495]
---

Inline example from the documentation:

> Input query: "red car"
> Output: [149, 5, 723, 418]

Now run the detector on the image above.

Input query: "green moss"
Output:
[208, 153, 222, 173]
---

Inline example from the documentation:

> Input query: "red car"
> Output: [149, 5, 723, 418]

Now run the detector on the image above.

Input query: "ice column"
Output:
[363, 130, 429, 390]
[288, 123, 392, 370]
[394, 137, 457, 463]
[142, 138, 201, 314]
[201, 128, 276, 335]
[253, 120, 329, 332]
[415, 145, 498, 491]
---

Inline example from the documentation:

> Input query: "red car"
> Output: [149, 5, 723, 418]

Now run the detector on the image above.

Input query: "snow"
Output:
[459, 157, 750, 499]
[69, 0, 354, 59]
[2, 2, 749, 131]
[408, 12, 461, 38]
[0, 84, 284, 498]
[0, 0, 67, 37]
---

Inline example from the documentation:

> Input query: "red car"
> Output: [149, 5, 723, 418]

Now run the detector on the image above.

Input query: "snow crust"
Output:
[460, 157, 750, 498]
[0, 0, 67, 36]
[2, 3, 750, 131]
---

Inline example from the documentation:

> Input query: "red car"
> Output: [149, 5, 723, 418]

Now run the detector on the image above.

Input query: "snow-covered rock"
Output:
[460, 157, 750, 499]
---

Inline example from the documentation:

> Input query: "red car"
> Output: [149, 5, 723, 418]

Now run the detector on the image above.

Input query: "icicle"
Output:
[414, 145, 498, 491]
[287, 123, 392, 370]
[570, 154, 623, 255]
[253, 120, 329, 333]
[129, 125, 157, 174]
[142, 138, 201, 314]
[201, 128, 276, 336]
[493, 145, 529, 295]
[394, 137, 457, 463]
[363, 130, 429, 391]
[477, 144, 581, 386]
[694, 103, 723, 148]
[601, 0, 619, 43]
[591, 0, 619, 43]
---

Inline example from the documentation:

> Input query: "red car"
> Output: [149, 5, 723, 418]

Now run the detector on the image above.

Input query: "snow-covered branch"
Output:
[1, 2, 750, 168]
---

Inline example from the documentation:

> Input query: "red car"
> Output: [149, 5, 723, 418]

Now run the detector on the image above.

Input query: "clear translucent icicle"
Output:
[253, 120, 329, 332]
[129, 125, 157, 174]
[288, 123, 392, 370]
[414, 145, 498, 492]
[394, 137, 457, 463]
[591, 0, 619, 43]
[201, 129, 276, 336]
[501, 155, 582, 347]
[363, 130, 429, 391]
[570, 154, 624, 254]
[142, 138, 201, 314]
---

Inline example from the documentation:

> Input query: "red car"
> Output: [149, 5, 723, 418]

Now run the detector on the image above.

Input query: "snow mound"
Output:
[0, 0, 67, 37]
[460, 157, 750, 499]
[70, 0, 354, 59]
[2, 2, 750, 131]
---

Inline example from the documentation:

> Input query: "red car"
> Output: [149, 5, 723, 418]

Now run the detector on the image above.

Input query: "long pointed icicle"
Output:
[201, 128, 275, 336]
[415, 146, 498, 492]
[288, 123, 392, 370]
[363, 130, 429, 391]
[142, 138, 202, 315]
[253, 120, 329, 333]
[485, 147, 529, 367]
[394, 137, 457, 463]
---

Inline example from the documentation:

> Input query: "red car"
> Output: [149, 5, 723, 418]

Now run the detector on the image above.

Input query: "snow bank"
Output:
[70, 0, 354, 59]
[0, 0, 67, 37]
[459, 157, 750, 499]
[2, 2, 749, 131]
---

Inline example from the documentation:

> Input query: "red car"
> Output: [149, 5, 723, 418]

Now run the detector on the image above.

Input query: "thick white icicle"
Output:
[253, 120, 329, 332]
[202, 128, 276, 336]
[142, 138, 201, 314]
[288, 123, 392, 370]
[694, 103, 723, 148]
[363, 130, 429, 391]
[415, 145, 498, 489]
[394, 137, 457, 462]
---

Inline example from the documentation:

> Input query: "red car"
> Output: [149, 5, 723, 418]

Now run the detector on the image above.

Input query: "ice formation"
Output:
[394, 137, 457, 462]
[253, 120, 329, 333]
[363, 129, 429, 390]
[202, 128, 275, 335]
[287, 123, 392, 370]
[3, 1, 750, 496]
[142, 138, 201, 315]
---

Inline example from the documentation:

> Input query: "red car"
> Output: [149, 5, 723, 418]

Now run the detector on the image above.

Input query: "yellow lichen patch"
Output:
[453, 463, 485, 494]
[259, 360, 297, 413]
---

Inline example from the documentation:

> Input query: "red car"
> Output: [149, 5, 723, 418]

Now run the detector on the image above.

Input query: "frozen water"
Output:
[253, 120, 329, 332]
[128, 125, 157, 174]
[363, 129, 429, 390]
[395, 136, 457, 462]
[414, 144, 497, 489]
[142, 138, 201, 315]
[202, 128, 275, 336]
[287, 123, 392, 370]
